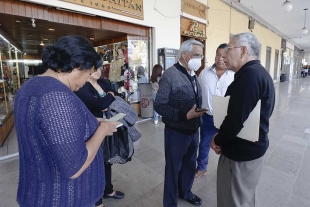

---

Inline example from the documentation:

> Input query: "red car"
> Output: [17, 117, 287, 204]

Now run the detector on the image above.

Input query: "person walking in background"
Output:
[211, 33, 275, 207]
[137, 65, 148, 84]
[14, 35, 119, 207]
[150, 64, 163, 124]
[195, 43, 234, 180]
[155, 39, 206, 207]
[75, 65, 125, 207]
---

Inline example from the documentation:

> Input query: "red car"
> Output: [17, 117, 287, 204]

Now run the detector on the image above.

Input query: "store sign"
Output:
[182, 0, 207, 20]
[61, 0, 144, 20]
[181, 18, 207, 39]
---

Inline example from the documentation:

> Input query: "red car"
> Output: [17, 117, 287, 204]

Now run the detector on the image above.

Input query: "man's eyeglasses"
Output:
[192, 54, 204, 59]
[224, 46, 243, 53]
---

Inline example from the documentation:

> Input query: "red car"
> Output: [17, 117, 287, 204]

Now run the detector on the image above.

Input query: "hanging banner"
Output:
[60, 0, 144, 20]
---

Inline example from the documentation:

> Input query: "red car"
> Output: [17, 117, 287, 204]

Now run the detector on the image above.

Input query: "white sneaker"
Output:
[154, 120, 158, 124]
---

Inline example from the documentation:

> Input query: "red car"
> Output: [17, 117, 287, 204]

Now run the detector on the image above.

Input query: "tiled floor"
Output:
[1, 78, 310, 207]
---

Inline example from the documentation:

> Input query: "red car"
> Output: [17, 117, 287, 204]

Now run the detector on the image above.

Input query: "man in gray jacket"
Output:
[155, 39, 206, 207]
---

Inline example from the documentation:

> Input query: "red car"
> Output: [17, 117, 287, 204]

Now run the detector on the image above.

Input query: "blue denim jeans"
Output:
[197, 114, 218, 171]
[152, 92, 159, 121]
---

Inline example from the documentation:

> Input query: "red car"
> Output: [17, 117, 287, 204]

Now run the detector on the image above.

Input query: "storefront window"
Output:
[0, 35, 22, 150]
[95, 39, 149, 103]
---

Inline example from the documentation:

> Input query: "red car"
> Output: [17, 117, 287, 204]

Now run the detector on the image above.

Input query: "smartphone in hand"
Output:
[108, 113, 126, 122]
[195, 108, 209, 113]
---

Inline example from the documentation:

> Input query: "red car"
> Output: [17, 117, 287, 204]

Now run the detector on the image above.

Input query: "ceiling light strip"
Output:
[0, 34, 22, 53]
[7, 59, 42, 63]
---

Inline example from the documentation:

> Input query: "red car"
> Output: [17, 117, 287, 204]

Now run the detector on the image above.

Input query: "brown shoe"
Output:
[194, 169, 207, 180]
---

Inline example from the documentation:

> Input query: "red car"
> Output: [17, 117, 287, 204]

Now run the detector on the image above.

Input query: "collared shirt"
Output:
[198, 64, 234, 115]
[179, 61, 197, 92]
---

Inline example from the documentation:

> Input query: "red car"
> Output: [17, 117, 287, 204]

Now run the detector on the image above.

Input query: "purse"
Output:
[102, 109, 131, 164]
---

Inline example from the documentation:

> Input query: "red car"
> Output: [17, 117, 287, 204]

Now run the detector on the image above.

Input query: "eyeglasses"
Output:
[224, 46, 243, 53]
[192, 53, 204, 59]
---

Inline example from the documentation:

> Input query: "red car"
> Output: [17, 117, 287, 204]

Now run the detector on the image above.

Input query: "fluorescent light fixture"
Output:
[7, 59, 42, 64]
[0, 34, 10, 44]
[0, 34, 22, 53]
[48, 28, 55, 31]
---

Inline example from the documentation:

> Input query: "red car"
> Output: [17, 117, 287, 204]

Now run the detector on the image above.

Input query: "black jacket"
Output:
[74, 79, 117, 118]
[214, 60, 275, 161]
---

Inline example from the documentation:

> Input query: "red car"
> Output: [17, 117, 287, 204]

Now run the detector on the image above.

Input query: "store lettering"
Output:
[183, 21, 206, 39]
[80, 0, 143, 12]
[61, 0, 143, 19]
[184, 2, 206, 18]
[107, 0, 143, 11]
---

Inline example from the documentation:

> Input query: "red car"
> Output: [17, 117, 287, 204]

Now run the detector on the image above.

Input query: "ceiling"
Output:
[236, 0, 310, 51]
[0, 13, 127, 55]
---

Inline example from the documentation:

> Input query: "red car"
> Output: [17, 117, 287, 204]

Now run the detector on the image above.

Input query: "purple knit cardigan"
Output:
[14, 76, 105, 207]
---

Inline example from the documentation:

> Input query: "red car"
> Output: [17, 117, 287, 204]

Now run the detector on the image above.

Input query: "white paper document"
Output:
[212, 95, 261, 142]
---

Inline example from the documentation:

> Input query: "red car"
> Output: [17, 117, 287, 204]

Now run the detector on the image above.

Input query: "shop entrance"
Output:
[0, 0, 151, 155]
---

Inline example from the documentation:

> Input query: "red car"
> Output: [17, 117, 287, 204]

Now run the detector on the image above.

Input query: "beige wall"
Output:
[206, 0, 282, 80]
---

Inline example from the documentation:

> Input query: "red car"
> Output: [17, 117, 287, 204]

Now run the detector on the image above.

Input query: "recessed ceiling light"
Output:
[42, 38, 48, 40]
[48, 28, 55, 31]
[89, 38, 95, 40]
[15, 20, 21, 23]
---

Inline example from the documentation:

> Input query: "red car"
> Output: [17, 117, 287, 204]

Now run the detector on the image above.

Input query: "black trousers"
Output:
[163, 127, 199, 207]
[104, 163, 113, 195]
[95, 163, 114, 206]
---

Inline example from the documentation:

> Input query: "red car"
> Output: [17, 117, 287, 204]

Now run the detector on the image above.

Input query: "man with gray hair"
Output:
[211, 32, 275, 207]
[155, 39, 205, 207]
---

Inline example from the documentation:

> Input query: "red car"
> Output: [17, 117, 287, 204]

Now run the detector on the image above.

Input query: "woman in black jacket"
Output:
[75, 67, 125, 207]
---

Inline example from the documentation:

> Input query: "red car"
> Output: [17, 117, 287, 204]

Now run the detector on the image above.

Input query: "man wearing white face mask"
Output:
[155, 39, 205, 207]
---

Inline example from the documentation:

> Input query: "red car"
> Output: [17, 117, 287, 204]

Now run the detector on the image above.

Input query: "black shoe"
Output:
[103, 191, 125, 199]
[185, 194, 202, 206]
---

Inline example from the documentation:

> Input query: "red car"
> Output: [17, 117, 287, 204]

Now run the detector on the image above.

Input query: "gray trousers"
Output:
[217, 155, 264, 207]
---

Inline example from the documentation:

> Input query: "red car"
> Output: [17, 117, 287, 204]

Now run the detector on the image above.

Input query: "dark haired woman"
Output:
[14, 35, 119, 207]
[150, 64, 163, 124]
[75, 65, 125, 207]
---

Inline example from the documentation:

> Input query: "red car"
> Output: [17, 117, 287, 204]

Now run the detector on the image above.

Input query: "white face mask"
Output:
[187, 57, 202, 72]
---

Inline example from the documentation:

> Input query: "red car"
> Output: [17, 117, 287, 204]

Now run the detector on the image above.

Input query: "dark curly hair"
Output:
[42, 35, 102, 72]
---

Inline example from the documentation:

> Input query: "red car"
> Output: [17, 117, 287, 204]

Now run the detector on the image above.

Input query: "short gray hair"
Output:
[232, 33, 260, 59]
[178, 39, 204, 59]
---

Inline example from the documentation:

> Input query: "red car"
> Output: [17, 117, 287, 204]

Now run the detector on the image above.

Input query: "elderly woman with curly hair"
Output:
[14, 35, 119, 207]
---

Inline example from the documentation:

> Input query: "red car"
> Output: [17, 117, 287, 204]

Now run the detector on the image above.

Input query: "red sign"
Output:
[141, 98, 150, 108]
